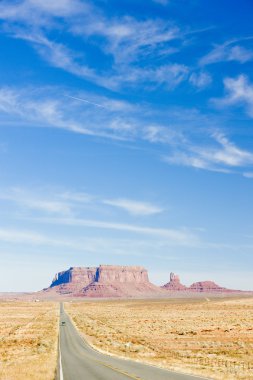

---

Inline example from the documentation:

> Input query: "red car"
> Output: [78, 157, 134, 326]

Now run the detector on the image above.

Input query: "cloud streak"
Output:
[30, 216, 199, 245]
[0, 186, 164, 220]
[165, 132, 253, 172]
[0, 86, 135, 139]
[103, 198, 163, 216]
[0, 85, 253, 176]
[200, 40, 253, 66]
[0, 187, 93, 217]
[0, 0, 187, 90]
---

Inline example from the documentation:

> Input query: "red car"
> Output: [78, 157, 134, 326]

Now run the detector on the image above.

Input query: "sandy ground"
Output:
[65, 297, 253, 380]
[0, 301, 59, 380]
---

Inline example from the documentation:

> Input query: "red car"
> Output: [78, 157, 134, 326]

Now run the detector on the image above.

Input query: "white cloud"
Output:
[0, 0, 86, 23]
[0, 0, 187, 90]
[0, 85, 188, 144]
[200, 41, 253, 66]
[151, 64, 189, 88]
[0, 86, 137, 139]
[27, 0, 86, 17]
[212, 75, 253, 117]
[0, 228, 129, 254]
[8, 32, 99, 86]
[165, 133, 253, 172]
[1, 84, 252, 176]
[103, 198, 163, 216]
[109, 63, 189, 90]
[143, 125, 182, 144]
[0, 186, 165, 220]
[0, 187, 100, 221]
[73, 16, 181, 65]
[30, 216, 199, 246]
[189, 71, 212, 89]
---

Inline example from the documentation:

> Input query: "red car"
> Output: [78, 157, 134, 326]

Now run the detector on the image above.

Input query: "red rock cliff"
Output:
[50, 267, 97, 288]
[47, 265, 162, 297]
[96, 265, 149, 283]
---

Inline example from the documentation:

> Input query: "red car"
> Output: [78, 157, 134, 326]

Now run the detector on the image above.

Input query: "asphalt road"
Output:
[58, 303, 209, 380]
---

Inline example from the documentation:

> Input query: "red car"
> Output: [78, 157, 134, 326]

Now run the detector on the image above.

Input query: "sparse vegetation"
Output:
[65, 297, 253, 379]
[0, 301, 59, 380]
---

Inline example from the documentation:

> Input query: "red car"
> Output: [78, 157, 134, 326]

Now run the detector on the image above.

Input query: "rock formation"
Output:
[51, 267, 97, 288]
[162, 272, 187, 291]
[189, 281, 235, 293]
[45, 265, 163, 297]
[42, 266, 246, 298]
[161, 275, 242, 294]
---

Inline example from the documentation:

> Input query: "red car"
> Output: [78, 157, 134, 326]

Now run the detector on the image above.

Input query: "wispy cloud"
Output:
[189, 71, 212, 89]
[0, 187, 93, 217]
[0, 228, 131, 255]
[212, 75, 253, 117]
[0, 86, 138, 139]
[0, 0, 87, 25]
[30, 216, 199, 245]
[200, 40, 253, 66]
[72, 15, 181, 65]
[0, 186, 165, 220]
[1, 84, 253, 176]
[103, 198, 163, 216]
[165, 132, 253, 172]
[0, 185, 199, 245]
[0, 227, 65, 249]
[0, 0, 188, 90]
[109, 64, 189, 90]
[143, 125, 183, 144]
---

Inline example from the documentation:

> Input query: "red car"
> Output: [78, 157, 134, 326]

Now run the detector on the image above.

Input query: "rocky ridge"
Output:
[43, 266, 246, 298]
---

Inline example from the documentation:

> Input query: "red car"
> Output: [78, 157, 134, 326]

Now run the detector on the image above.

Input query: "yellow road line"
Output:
[92, 357, 142, 379]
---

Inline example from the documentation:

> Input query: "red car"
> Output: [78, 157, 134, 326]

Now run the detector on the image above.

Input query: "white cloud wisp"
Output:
[103, 198, 163, 216]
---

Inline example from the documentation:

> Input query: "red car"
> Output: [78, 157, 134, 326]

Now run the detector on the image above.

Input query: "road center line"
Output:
[59, 332, 64, 380]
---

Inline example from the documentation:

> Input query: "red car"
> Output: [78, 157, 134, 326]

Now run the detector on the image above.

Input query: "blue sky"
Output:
[0, 0, 253, 291]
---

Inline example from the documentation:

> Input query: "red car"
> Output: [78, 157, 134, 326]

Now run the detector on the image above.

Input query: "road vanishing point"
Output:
[58, 303, 209, 380]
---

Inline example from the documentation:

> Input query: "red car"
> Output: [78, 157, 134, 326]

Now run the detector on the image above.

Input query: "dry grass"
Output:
[0, 301, 59, 380]
[65, 297, 253, 379]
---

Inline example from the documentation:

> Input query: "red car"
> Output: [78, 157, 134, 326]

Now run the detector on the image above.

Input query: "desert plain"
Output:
[0, 302, 59, 380]
[1, 297, 253, 380]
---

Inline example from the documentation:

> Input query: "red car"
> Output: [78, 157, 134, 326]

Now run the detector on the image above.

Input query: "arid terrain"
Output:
[1, 297, 252, 380]
[0, 301, 59, 380]
[65, 297, 253, 380]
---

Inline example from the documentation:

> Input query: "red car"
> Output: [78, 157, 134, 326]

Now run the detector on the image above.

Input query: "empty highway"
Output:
[58, 304, 209, 380]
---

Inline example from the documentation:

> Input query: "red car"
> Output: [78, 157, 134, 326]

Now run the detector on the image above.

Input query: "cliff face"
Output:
[47, 265, 162, 297]
[162, 272, 187, 291]
[50, 267, 97, 288]
[96, 265, 149, 283]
